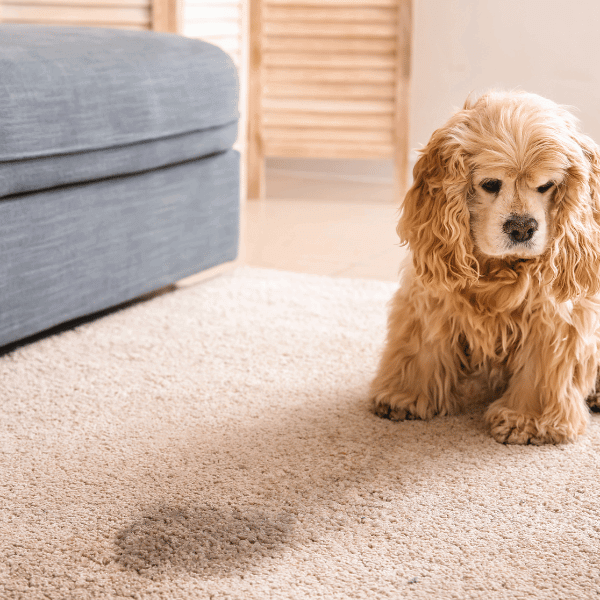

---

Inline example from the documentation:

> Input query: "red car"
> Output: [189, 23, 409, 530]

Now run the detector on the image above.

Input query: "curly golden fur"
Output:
[371, 90, 600, 444]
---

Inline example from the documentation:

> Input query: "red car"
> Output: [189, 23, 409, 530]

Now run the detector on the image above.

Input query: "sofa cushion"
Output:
[0, 25, 239, 197]
[0, 122, 238, 199]
[0, 149, 239, 347]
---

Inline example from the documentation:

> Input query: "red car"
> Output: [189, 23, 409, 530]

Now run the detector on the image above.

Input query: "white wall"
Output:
[411, 0, 600, 153]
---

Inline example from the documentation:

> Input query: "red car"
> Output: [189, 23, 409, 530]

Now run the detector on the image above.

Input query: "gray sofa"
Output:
[0, 25, 240, 348]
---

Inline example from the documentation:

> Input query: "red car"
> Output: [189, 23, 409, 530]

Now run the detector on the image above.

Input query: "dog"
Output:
[370, 90, 600, 444]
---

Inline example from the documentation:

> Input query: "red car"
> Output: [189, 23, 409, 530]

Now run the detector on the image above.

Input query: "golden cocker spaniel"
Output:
[371, 90, 600, 444]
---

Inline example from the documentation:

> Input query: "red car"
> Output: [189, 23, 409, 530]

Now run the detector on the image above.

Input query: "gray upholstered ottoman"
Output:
[0, 25, 240, 348]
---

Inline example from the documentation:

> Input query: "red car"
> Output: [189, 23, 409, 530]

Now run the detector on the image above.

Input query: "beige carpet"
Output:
[1, 267, 600, 600]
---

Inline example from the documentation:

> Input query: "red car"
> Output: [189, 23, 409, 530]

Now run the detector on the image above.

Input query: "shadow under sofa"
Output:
[0, 25, 240, 348]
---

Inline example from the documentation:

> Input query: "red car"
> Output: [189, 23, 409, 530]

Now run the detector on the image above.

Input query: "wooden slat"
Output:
[181, 20, 239, 36]
[7, 0, 148, 6]
[263, 98, 394, 115]
[263, 112, 395, 130]
[264, 53, 395, 69]
[263, 21, 396, 38]
[265, 67, 395, 84]
[264, 141, 394, 159]
[0, 19, 148, 29]
[1, 5, 150, 24]
[266, 0, 397, 6]
[264, 128, 394, 143]
[264, 37, 396, 55]
[264, 82, 395, 100]
[264, 6, 396, 23]
[184, 4, 239, 19]
[186, 0, 238, 4]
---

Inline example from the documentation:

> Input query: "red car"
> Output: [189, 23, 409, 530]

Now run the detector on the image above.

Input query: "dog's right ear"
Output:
[547, 129, 600, 302]
[398, 116, 479, 291]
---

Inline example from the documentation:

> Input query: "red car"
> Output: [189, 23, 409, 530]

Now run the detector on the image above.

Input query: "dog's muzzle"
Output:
[502, 215, 538, 244]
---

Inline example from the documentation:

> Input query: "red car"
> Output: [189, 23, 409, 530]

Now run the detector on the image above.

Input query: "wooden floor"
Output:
[243, 169, 407, 282]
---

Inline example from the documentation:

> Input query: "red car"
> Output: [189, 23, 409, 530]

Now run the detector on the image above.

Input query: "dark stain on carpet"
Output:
[114, 505, 296, 578]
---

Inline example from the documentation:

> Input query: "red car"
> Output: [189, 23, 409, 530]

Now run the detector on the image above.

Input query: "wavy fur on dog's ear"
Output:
[398, 112, 479, 292]
[547, 129, 600, 302]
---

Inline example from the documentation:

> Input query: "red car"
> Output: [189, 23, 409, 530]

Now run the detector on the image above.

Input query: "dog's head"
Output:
[400, 90, 600, 302]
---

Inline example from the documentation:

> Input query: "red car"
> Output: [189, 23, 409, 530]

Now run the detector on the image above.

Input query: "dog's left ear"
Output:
[398, 111, 479, 292]
[549, 131, 600, 302]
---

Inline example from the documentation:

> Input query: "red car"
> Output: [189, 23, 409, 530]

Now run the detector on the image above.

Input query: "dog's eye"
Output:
[537, 181, 554, 193]
[481, 179, 502, 194]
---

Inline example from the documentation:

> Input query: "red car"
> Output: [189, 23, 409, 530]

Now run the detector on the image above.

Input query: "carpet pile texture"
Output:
[1, 267, 599, 599]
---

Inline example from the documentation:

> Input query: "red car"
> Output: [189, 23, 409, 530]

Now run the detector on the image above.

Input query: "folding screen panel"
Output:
[247, 0, 412, 199]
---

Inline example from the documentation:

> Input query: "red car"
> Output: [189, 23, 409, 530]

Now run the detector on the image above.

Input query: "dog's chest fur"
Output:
[434, 276, 561, 403]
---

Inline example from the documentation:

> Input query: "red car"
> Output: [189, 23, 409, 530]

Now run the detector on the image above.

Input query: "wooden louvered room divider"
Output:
[247, 0, 412, 200]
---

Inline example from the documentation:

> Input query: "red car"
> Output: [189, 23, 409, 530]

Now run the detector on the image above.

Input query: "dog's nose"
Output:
[502, 215, 538, 243]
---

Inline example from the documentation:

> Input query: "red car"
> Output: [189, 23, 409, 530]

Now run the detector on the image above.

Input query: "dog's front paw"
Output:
[485, 403, 579, 445]
[486, 410, 543, 445]
[372, 390, 436, 422]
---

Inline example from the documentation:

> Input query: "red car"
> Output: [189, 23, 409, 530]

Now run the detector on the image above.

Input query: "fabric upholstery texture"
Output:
[0, 25, 239, 197]
[0, 150, 240, 347]
[1, 26, 240, 347]
[0, 25, 239, 159]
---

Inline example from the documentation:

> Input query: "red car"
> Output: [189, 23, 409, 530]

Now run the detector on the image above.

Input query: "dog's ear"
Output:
[398, 115, 478, 291]
[548, 131, 600, 302]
